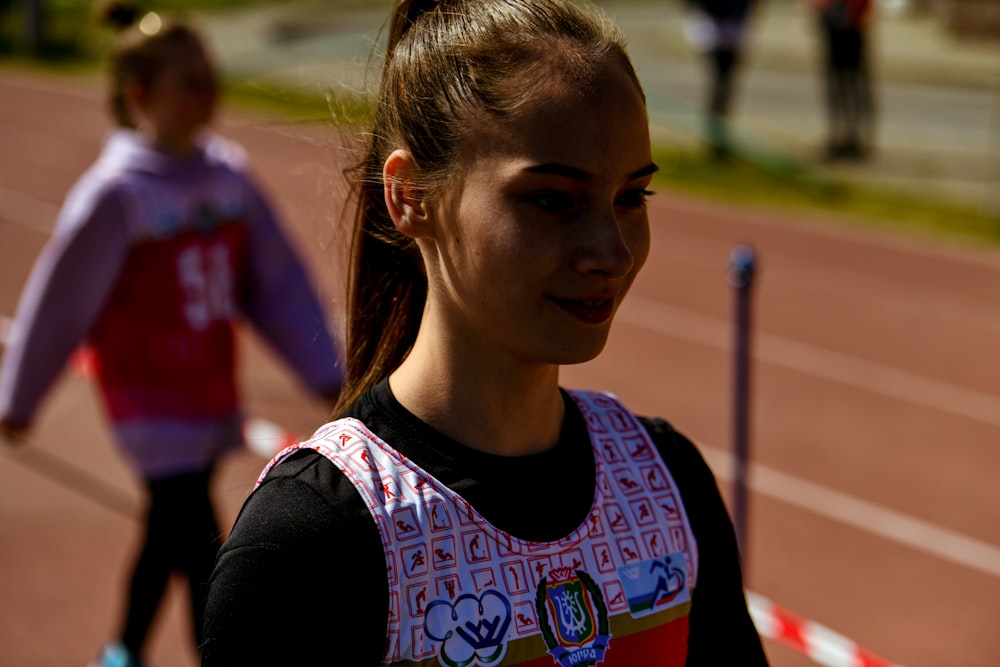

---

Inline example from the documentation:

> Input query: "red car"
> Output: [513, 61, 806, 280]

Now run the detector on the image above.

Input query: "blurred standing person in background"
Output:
[0, 3, 342, 666]
[685, 0, 756, 159]
[813, 0, 875, 160]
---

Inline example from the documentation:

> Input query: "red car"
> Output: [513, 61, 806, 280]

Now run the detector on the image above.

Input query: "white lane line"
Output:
[0, 185, 59, 233]
[0, 74, 102, 101]
[649, 229, 1000, 336]
[700, 443, 1000, 580]
[619, 296, 1000, 429]
[770, 255, 1000, 336]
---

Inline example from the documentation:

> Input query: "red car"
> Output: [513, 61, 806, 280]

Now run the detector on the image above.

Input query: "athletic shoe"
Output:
[88, 642, 144, 667]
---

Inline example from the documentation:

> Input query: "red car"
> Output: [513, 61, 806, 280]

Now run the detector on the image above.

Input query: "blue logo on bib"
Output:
[617, 554, 689, 618]
[425, 589, 512, 666]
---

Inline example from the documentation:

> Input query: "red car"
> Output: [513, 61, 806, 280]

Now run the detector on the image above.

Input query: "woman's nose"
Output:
[573, 208, 642, 278]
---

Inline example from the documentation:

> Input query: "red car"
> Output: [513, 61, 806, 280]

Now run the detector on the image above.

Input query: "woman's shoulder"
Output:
[636, 415, 718, 485]
[636, 415, 688, 452]
[223, 447, 372, 551]
[208, 446, 390, 665]
[566, 390, 710, 474]
[255, 447, 365, 515]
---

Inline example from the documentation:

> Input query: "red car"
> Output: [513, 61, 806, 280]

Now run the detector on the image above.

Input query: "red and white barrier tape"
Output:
[747, 591, 906, 667]
[3, 315, 908, 667]
[242, 414, 299, 458]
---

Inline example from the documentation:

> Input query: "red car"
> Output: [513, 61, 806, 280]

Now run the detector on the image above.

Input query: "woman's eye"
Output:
[616, 188, 655, 210]
[529, 191, 576, 214]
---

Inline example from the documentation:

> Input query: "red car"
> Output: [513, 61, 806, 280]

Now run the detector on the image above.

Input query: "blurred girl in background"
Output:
[0, 4, 341, 665]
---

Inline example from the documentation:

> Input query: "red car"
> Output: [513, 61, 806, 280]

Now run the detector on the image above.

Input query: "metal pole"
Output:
[728, 244, 756, 569]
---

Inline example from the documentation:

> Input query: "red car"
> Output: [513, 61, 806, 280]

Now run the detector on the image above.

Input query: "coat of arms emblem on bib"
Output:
[535, 567, 611, 667]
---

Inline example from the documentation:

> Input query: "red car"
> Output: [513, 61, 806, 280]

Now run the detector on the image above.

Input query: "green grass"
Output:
[227, 82, 1000, 251]
[0, 0, 381, 60]
[223, 77, 374, 127]
[0, 0, 92, 60]
[4, 0, 998, 253]
[651, 144, 1000, 251]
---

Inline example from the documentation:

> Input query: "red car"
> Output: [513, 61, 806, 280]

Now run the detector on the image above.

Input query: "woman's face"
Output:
[420, 58, 654, 370]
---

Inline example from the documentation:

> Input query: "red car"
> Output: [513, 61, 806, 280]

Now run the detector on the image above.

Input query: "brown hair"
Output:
[100, 2, 207, 128]
[335, 0, 642, 413]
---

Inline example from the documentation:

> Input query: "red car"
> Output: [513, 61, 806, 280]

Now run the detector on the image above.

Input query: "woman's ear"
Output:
[384, 149, 432, 239]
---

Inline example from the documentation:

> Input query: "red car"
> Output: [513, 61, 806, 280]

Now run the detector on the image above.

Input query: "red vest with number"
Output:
[90, 176, 250, 420]
[262, 391, 698, 666]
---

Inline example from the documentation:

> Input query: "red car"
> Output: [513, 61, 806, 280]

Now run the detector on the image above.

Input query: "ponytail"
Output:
[333, 198, 426, 414]
[100, 0, 142, 32]
[333, 0, 444, 414]
[387, 0, 441, 53]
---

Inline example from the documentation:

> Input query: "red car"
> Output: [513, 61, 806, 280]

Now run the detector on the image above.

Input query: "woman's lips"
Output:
[551, 297, 616, 324]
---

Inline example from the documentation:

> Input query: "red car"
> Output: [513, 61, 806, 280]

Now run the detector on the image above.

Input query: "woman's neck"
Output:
[388, 345, 565, 458]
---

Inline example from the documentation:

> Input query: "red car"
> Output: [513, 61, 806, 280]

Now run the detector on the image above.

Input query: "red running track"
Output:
[2, 70, 999, 667]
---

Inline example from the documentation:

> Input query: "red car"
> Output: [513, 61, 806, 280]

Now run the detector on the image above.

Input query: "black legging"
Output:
[821, 22, 873, 152]
[708, 47, 740, 119]
[704, 47, 741, 157]
[120, 468, 221, 656]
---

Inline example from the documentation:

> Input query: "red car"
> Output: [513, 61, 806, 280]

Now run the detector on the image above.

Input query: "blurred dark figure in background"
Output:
[684, 0, 756, 159]
[813, 0, 875, 160]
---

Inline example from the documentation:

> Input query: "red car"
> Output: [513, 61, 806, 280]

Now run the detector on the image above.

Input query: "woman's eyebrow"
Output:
[630, 163, 659, 180]
[523, 162, 660, 180]
[524, 163, 589, 179]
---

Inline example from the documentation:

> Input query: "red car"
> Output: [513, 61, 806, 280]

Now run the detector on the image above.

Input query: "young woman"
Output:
[203, 0, 768, 664]
[0, 5, 341, 667]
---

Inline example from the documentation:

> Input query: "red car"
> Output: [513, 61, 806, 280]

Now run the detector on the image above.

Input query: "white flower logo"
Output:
[424, 589, 512, 667]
